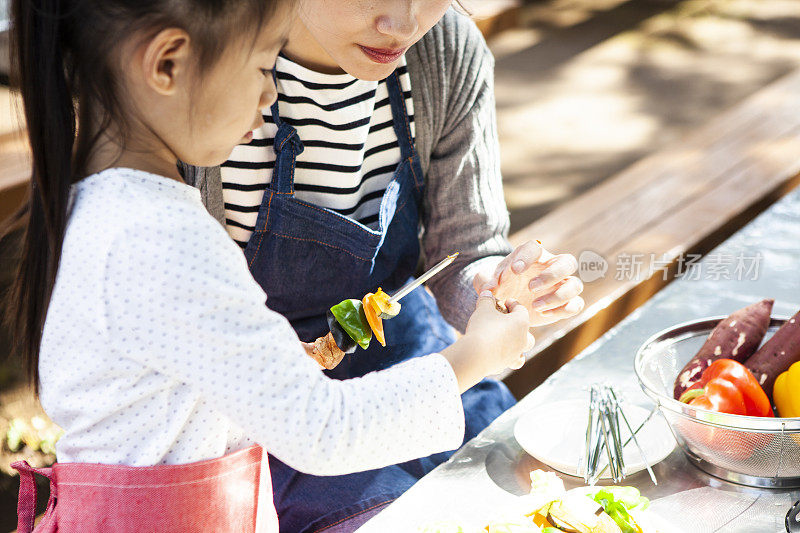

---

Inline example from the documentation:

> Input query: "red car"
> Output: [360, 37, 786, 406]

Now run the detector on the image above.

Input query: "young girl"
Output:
[5, 0, 533, 531]
[184, 1, 584, 531]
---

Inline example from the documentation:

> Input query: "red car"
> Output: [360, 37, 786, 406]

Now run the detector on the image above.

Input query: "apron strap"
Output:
[12, 461, 56, 533]
[269, 99, 304, 195]
[385, 71, 414, 161]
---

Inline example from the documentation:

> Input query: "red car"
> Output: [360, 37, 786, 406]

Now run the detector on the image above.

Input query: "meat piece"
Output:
[310, 332, 346, 370]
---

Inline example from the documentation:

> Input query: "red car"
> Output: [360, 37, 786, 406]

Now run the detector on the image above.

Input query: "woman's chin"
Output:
[340, 54, 401, 81]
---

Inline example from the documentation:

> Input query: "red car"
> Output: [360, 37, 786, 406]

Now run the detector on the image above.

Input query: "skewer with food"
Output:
[308, 253, 459, 369]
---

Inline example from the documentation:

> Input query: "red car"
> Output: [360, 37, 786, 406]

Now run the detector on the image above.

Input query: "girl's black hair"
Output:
[5, 0, 284, 394]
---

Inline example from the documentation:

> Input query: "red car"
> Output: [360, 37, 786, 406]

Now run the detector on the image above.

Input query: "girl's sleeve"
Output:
[418, 14, 513, 333]
[102, 212, 464, 476]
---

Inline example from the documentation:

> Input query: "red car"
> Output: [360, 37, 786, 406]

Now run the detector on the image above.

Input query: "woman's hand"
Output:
[473, 240, 584, 327]
[442, 292, 534, 392]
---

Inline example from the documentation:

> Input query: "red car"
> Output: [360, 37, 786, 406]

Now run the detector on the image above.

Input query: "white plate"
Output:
[514, 399, 675, 479]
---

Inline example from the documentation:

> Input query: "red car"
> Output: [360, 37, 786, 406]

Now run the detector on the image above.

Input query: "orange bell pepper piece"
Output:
[362, 293, 386, 347]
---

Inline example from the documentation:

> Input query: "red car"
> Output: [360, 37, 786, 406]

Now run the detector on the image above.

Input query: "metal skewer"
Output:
[584, 385, 657, 486]
[605, 389, 626, 480]
[583, 386, 600, 483]
[595, 406, 659, 483]
[589, 431, 604, 484]
[597, 398, 620, 483]
[609, 389, 659, 486]
[389, 252, 459, 304]
[587, 385, 605, 484]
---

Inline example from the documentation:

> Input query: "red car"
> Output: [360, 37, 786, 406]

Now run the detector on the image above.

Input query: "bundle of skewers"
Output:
[310, 253, 459, 369]
[582, 384, 658, 487]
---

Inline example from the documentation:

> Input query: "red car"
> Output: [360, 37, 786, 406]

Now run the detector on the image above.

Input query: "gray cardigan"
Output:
[182, 10, 512, 332]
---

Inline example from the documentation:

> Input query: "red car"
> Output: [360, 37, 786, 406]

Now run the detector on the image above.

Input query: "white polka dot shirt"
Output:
[39, 167, 465, 475]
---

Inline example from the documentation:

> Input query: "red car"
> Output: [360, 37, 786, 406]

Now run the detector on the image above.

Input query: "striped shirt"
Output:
[221, 55, 414, 248]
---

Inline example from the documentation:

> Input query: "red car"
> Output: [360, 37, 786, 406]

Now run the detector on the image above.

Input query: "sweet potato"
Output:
[744, 308, 800, 399]
[673, 299, 773, 400]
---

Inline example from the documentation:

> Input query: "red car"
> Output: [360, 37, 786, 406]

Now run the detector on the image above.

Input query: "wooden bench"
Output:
[0, 85, 27, 223]
[501, 68, 800, 397]
[470, 0, 522, 41]
[0, 135, 29, 223]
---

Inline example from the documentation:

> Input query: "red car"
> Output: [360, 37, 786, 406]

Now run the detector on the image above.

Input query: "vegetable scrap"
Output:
[418, 471, 667, 533]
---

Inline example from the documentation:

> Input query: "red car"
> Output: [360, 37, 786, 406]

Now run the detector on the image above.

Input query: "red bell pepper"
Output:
[677, 359, 773, 460]
[679, 358, 773, 417]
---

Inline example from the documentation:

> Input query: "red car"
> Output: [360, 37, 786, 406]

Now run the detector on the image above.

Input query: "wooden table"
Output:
[360, 187, 800, 532]
[502, 69, 800, 397]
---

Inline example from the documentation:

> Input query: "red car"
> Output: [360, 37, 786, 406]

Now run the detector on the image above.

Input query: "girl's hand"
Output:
[301, 341, 318, 359]
[473, 240, 584, 327]
[467, 293, 535, 372]
[442, 292, 534, 392]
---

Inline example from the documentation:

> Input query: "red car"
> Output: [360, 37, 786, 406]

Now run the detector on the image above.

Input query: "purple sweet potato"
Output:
[673, 299, 774, 400]
[745, 308, 800, 399]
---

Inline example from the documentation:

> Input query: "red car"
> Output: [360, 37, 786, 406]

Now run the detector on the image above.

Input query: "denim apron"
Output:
[242, 71, 516, 532]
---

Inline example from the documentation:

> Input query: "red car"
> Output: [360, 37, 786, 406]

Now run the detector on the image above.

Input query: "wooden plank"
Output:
[471, 0, 522, 40]
[0, 133, 30, 221]
[0, 180, 26, 222]
[503, 69, 800, 397]
[511, 71, 800, 251]
[0, 88, 30, 215]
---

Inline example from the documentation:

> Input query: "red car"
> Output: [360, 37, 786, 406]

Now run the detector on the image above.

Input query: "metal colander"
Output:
[634, 317, 800, 488]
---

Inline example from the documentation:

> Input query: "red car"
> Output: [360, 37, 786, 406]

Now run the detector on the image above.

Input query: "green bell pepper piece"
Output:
[594, 486, 649, 511]
[592, 489, 645, 533]
[326, 310, 357, 353]
[594, 487, 638, 508]
[330, 299, 372, 350]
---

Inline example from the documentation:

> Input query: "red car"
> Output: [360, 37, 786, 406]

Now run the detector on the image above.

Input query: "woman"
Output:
[183, 1, 584, 531]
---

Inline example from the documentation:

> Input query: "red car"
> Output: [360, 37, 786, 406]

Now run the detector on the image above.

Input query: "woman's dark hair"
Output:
[5, 0, 284, 394]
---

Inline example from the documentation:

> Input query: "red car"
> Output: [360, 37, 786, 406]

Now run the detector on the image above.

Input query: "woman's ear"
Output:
[141, 28, 191, 95]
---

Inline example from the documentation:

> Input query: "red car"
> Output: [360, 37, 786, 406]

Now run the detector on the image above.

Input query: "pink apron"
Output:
[12, 445, 279, 532]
